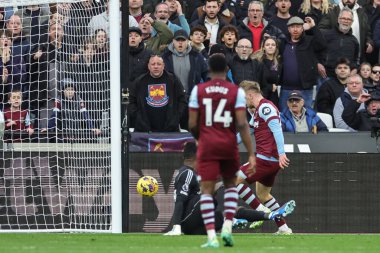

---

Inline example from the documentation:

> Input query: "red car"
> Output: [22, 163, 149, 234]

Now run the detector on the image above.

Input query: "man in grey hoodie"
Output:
[333, 74, 367, 131]
[162, 29, 208, 129]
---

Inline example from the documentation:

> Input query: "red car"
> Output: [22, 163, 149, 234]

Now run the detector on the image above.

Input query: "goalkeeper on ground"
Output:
[164, 142, 295, 235]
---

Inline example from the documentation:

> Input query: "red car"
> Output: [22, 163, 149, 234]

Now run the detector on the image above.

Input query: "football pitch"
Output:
[1, 233, 379, 253]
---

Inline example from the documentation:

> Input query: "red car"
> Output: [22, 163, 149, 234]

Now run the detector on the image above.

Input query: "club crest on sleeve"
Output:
[182, 184, 189, 192]
[262, 106, 271, 115]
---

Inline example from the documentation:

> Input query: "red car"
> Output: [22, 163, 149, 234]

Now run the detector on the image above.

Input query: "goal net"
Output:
[0, 0, 119, 232]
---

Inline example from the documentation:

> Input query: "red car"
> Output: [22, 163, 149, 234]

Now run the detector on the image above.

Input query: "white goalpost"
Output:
[0, 0, 122, 233]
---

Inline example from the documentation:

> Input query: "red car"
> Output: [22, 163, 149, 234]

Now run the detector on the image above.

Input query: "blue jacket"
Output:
[281, 107, 328, 133]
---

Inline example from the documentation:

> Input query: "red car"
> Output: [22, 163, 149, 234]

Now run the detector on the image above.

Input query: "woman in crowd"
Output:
[298, 0, 331, 26]
[254, 36, 281, 107]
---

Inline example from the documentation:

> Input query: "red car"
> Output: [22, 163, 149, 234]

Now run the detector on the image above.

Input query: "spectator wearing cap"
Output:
[154, 2, 190, 35]
[319, 7, 359, 78]
[342, 90, 380, 131]
[138, 14, 173, 54]
[318, 0, 373, 64]
[280, 90, 328, 133]
[316, 58, 351, 118]
[237, 1, 285, 53]
[189, 25, 209, 59]
[228, 38, 263, 85]
[128, 55, 186, 132]
[278, 16, 326, 111]
[162, 29, 208, 129]
[129, 26, 152, 83]
[333, 74, 366, 131]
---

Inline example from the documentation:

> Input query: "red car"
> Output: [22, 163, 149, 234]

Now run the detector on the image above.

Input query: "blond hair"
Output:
[300, 0, 330, 15]
[239, 80, 261, 93]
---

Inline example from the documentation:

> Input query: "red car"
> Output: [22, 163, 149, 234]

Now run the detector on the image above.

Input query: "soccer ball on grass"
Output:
[136, 176, 159, 197]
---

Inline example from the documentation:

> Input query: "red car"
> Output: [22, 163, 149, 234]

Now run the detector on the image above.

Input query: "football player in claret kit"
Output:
[236, 81, 295, 234]
[188, 54, 256, 248]
[163, 142, 296, 236]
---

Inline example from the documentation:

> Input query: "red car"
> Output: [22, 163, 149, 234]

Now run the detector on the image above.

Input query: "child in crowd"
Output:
[42, 78, 101, 136]
[3, 90, 34, 137]
[189, 25, 209, 59]
[219, 25, 238, 63]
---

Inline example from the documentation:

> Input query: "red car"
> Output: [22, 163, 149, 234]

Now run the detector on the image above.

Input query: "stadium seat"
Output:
[317, 112, 351, 132]
[317, 112, 333, 129]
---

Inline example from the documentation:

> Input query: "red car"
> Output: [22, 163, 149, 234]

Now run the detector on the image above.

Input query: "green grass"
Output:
[0, 233, 379, 253]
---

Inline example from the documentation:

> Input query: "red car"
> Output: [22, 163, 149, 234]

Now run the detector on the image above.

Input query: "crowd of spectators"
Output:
[127, 0, 380, 133]
[1, 0, 380, 142]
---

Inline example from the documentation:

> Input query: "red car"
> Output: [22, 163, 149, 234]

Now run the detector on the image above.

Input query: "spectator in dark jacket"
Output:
[316, 58, 351, 117]
[162, 30, 208, 129]
[162, 30, 208, 96]
[342, 90, 380, 131]
[278, 16, 326, 111]
[0, 30, 26, 110]
[359, 62, 372, 88]
[6, 15, 33, 65]
[228, 38, 263, 86]
[189, 25, 209, 59]
[365, 64, 380, 94]
[318, 0, 373, 63]
[320, 7, 359, 78]
[219, 25, 238, 63]
[129, 55, 187, 132]
[254, 36, 281, 107]
[298, 0, 331, 26]
[281, 90, 328, 133]
[129, 26, 152, 84]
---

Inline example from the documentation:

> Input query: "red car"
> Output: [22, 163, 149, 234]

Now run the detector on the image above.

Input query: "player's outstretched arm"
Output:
[236, 109, 256, 176]
[267, 119, 290, 169]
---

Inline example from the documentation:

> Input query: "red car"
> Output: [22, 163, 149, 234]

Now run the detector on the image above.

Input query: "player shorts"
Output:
[197, 159, 240, 181]
[238, 157, 281, 187]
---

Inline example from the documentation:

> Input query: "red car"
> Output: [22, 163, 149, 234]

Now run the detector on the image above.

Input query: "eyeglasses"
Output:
[372, 70, 380, 74]
[288, 98, 301, 103]
[236, 45, 252, 49]
[339, 17, 353, 22]
[248, 9, 262, 13]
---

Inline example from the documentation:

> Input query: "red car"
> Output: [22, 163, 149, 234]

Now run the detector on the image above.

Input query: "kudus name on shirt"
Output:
[205, 86, 229, 94]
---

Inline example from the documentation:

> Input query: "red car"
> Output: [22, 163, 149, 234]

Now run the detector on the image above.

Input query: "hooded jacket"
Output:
[162, 43, 208, 95]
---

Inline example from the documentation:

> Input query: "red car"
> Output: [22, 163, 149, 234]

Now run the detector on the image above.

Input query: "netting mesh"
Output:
[0, 1, 112, 231]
